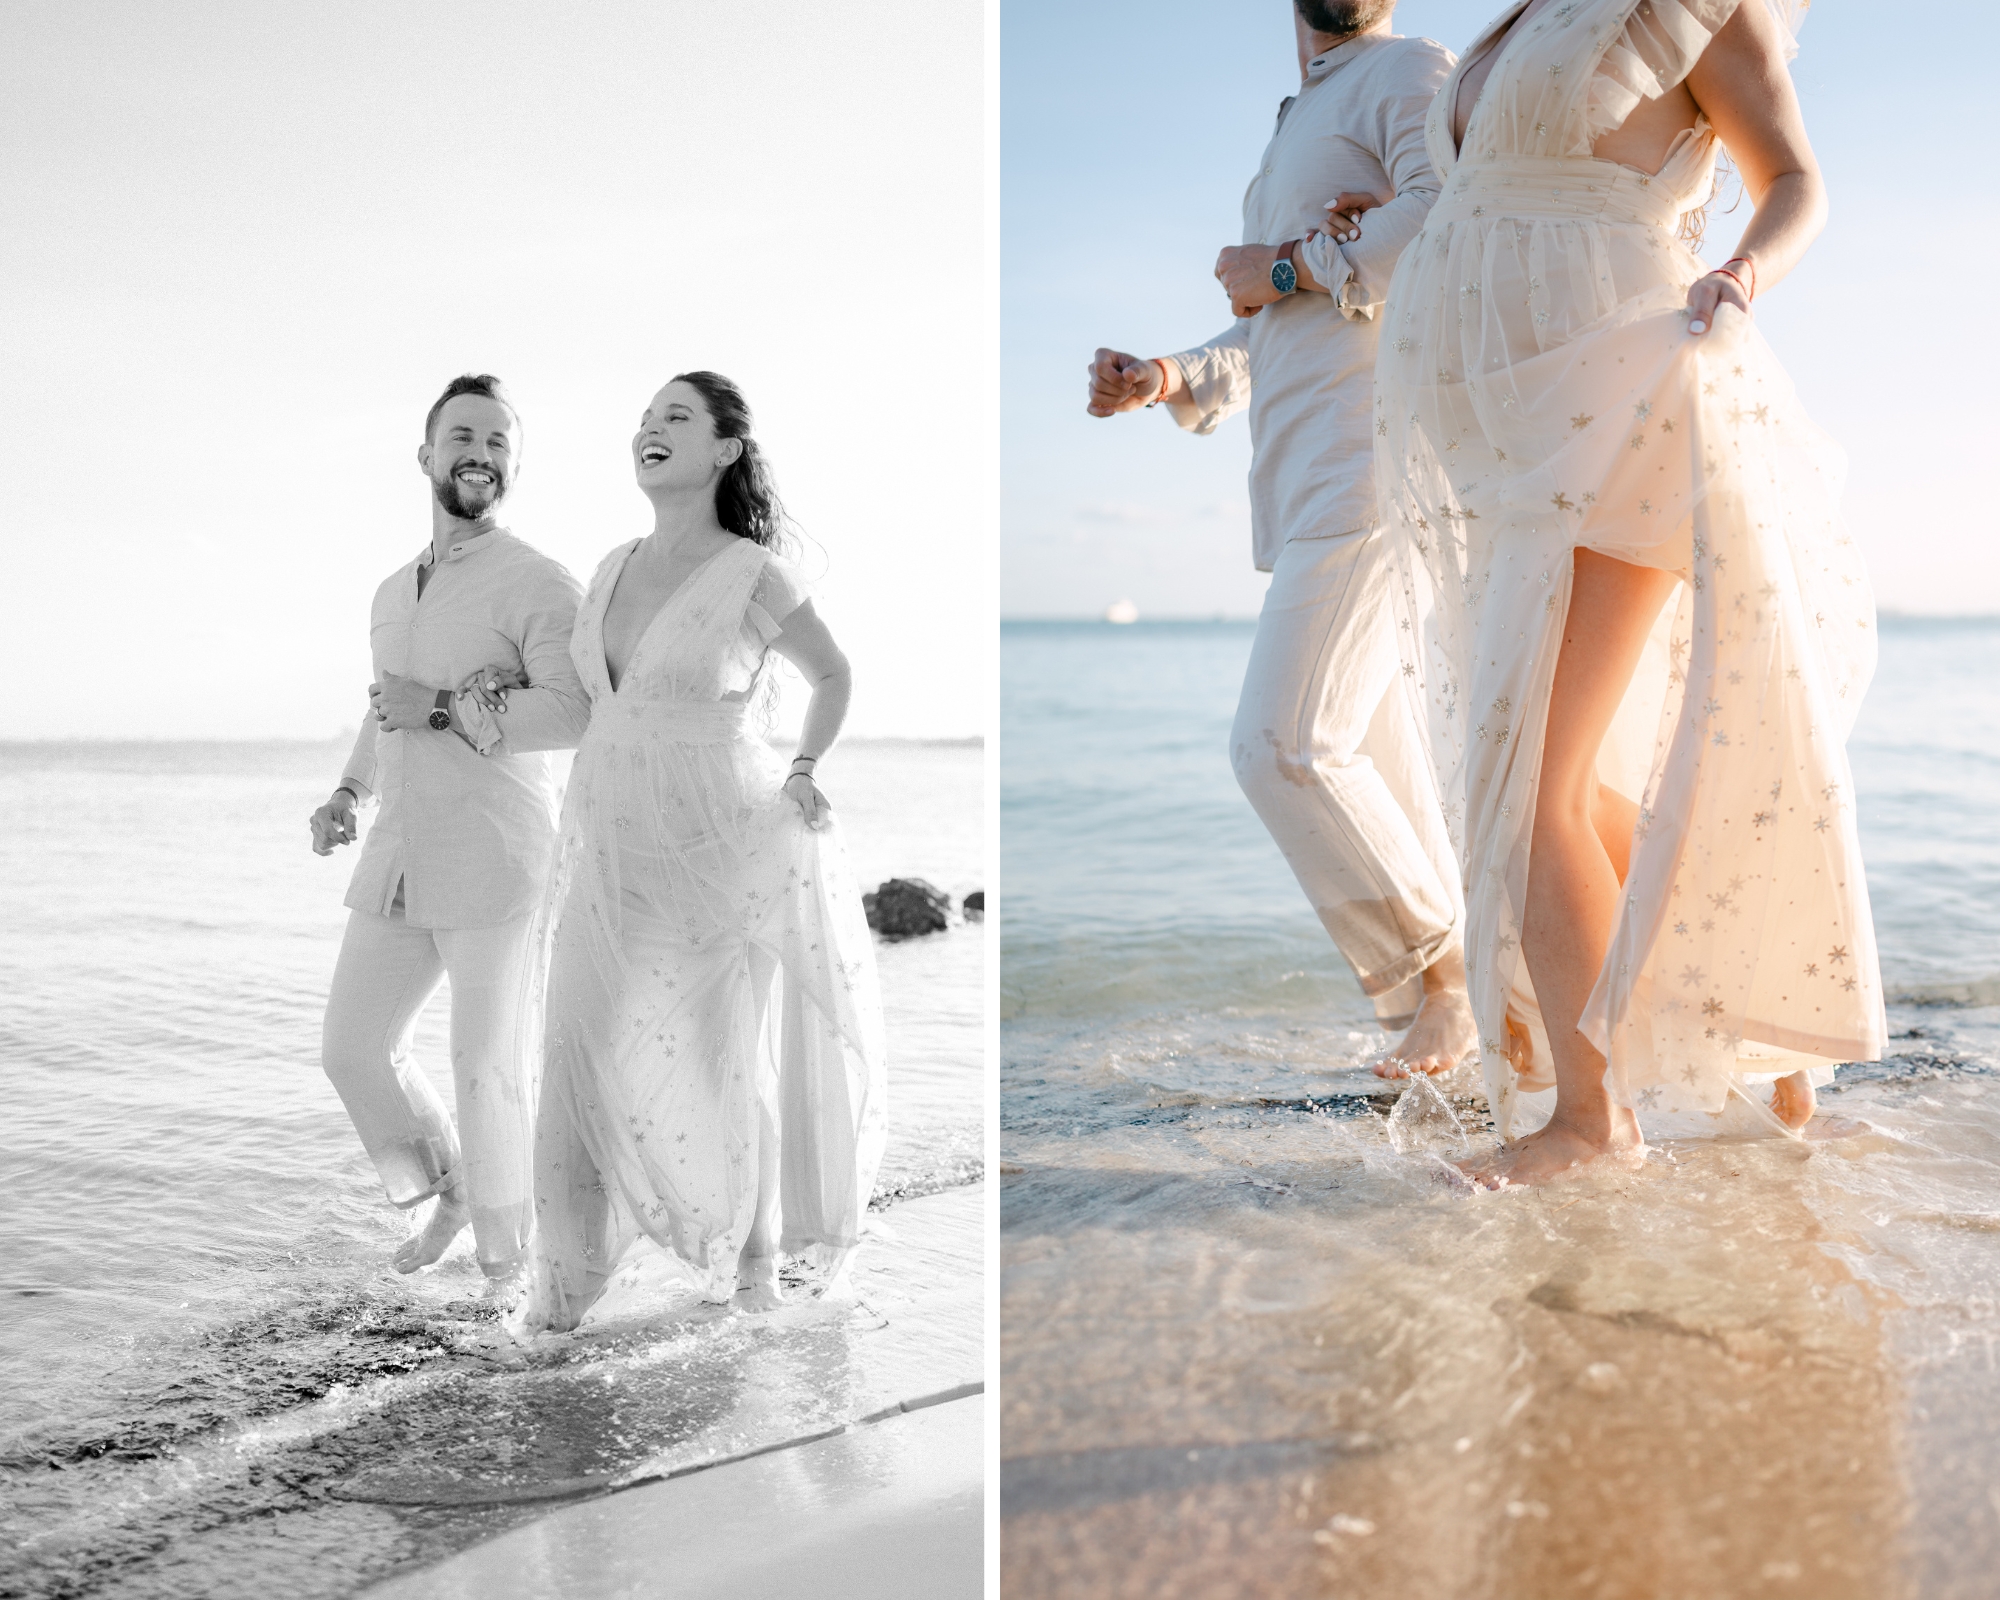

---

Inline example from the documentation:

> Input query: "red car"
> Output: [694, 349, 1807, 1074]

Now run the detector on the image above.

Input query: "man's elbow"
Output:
[555, 687, 593, 737]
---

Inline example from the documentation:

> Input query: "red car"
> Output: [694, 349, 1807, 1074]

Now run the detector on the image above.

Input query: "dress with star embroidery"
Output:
[1376, 0, 1882, 1134]
[514, 537, 886, 1329]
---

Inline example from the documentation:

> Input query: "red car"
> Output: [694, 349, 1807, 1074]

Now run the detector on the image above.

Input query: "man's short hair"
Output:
[424, 374, 518, 445]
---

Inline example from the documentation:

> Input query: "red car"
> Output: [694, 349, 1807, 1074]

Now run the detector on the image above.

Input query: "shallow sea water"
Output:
[1001, 618, 2000, 1600]
[0, 737, 983, 1599]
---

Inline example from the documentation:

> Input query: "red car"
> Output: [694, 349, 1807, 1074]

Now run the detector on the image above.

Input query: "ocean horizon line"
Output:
[1003, 608, 2000, 626]
[0, 732, 985, 750]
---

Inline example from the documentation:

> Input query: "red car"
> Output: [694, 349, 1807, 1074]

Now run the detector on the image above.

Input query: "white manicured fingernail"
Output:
[1688, 320, 1706, 334]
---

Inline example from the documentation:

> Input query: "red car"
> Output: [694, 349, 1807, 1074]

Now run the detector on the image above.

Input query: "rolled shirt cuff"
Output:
[338, 771, 374, 802]
[1299, 234, 1376, 322]
[1161, 348, 1246, 436]
[454, 689, 502, 755]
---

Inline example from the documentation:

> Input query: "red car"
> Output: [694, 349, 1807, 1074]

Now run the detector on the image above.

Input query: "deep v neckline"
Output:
[1447, 0, 1538, 159]
[599, 539, 743, 695]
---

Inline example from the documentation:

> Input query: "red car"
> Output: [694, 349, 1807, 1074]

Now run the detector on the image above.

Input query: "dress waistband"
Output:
[1430, 156, 1684, 232]
[595, 698, 753, 745]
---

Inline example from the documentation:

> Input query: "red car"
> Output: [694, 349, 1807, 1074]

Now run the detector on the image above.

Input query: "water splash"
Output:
[1384, 1073, 1470, 1155]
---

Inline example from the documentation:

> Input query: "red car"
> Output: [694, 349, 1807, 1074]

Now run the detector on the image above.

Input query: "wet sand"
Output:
[362, 1183, 983, 1596]
[1001, 1063, 2000, 1600]
[366, 1396, 980, 1599]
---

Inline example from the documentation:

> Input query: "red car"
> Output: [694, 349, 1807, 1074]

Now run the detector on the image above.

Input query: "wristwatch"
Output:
[428, 689, 453, 733]
[1269, 240, 1301, 296]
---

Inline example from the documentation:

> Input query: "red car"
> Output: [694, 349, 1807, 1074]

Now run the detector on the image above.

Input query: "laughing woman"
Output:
[509, 371, 887, 1329]
[1375, 0, 1882, 1183]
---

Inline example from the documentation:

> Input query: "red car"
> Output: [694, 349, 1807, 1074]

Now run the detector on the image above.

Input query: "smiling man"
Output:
[307, 373, 588, 1283]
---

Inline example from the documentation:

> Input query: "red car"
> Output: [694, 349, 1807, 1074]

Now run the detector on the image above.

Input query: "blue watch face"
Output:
[1270, 257, 1298, 295]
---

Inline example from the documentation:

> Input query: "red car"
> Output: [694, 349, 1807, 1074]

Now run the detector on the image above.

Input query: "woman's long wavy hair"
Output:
[1677, 150, 1743, 250]
[671, 370, 799, 562]
[667, 369, 820, 734]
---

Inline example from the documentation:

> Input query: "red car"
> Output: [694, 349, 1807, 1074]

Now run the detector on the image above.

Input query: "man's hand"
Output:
[1214, 242, 1288, 318]
[369, 671, 440, 732]
[310, 788, 358, 856]
[1086, 348, 1164, 417]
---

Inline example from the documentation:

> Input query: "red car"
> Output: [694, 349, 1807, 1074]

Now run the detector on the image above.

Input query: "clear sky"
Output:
[1003, 0, 2000, 619]
[1, 0, 987, 740]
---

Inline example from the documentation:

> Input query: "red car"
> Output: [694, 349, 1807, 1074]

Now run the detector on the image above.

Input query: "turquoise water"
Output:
[0, 738, 982, 1599]
[1001, 617, 2000, 1599]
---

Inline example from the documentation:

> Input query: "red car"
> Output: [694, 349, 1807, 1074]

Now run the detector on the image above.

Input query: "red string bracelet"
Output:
[1712, 256, 1755, 301]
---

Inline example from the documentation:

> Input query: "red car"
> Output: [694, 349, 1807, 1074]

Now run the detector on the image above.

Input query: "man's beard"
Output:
[430, 465, 507, 520]
[1295, 0, 1392, 36]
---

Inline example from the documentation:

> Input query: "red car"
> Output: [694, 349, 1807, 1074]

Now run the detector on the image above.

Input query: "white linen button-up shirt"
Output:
[338, 526, 589, 929]
[1164, 31, 1454, 572]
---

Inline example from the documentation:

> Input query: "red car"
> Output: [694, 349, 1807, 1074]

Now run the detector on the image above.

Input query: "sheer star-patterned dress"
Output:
[514, 537, 887, 1329]
[1377, 0, 1883, 1137]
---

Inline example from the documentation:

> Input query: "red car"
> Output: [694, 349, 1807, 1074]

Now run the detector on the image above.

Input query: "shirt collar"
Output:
[420, 520, 505, 568]
[1303, 30, 1381, 85]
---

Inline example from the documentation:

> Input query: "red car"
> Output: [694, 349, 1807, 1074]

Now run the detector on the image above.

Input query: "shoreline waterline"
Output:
[0, 738, 983, 1599]
[1001, 616, 2000, 1597]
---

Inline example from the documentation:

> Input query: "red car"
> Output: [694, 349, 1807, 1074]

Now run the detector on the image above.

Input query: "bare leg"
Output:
[1591, 782, 1639, 884]
[1462, 549, 1678, 1188]
[1373, 945, 1478, 1078]
[733, 1099, 784, 1312]
[734, 946, 786, 1313]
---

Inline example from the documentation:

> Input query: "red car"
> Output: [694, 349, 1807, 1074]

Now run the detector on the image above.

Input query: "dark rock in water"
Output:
[962, 890, 985, 921]
[863, 877, 952, 937]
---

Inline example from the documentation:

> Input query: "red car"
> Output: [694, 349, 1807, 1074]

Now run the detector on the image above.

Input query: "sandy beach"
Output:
[364, 1185, 983, 1596]
[1002, 619, 2000, 1600]
[0, 739, 984, 1599]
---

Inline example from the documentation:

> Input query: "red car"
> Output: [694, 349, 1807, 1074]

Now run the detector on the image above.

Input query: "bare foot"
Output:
[393, 1190, 469, 1273]
[732, 1254, 784, 1314]
[479, 1257, 526, 1311]
[1457, 1110, 1645, 1189]
[1770, 1070, 1815, 1130]
[1374, 986, 1478, 1079]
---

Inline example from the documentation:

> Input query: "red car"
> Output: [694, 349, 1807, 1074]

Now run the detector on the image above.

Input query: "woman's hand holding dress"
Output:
[784, 771, 832, 830]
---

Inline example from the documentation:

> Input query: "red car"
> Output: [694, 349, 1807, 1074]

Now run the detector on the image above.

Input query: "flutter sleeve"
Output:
[1584, 0, 1749, 144]
[746, 555, 811, 646]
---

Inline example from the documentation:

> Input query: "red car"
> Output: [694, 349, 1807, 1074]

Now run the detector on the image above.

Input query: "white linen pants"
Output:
[1229, 529, 1462, 1028]
[320, 905, 535, 1273]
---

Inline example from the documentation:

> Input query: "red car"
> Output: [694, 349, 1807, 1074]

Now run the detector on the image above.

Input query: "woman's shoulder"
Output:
[749, 547, 808, 605]
[744, 543, 810, 635]
[585, 539, 643, 594]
